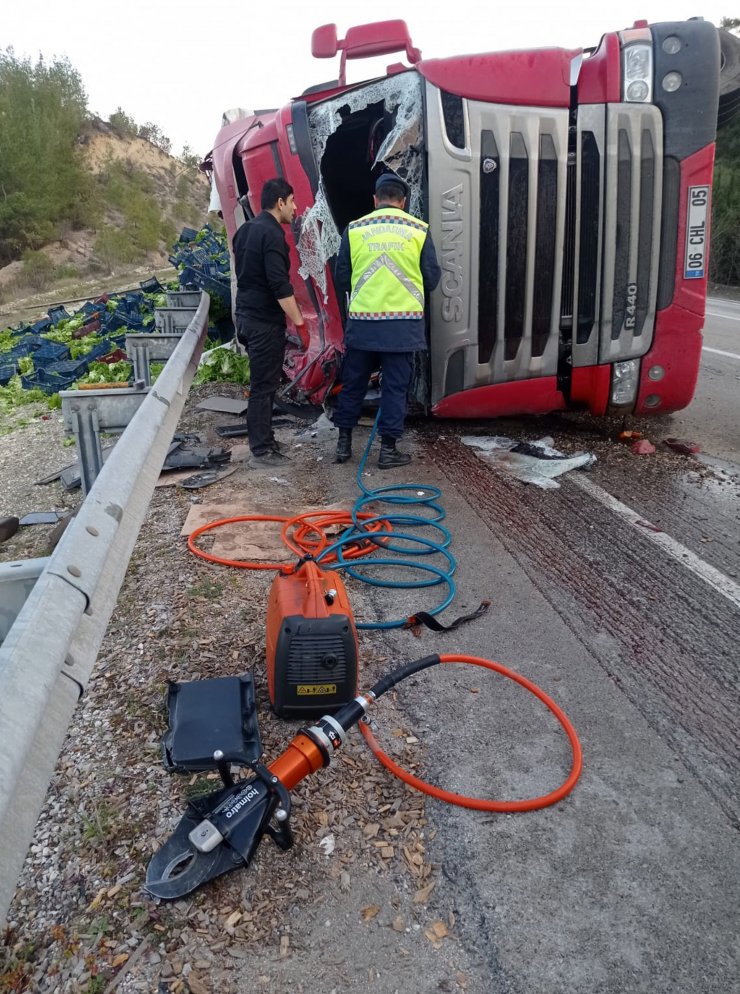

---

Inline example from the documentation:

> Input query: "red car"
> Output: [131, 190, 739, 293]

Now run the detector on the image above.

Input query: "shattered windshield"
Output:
[297, 72, 424, 300]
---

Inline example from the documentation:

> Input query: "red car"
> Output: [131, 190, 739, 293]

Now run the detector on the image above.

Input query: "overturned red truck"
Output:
[203, 18, 739, 418]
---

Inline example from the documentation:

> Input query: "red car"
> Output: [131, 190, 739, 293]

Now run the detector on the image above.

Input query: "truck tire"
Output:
[718, 29, 740, 128]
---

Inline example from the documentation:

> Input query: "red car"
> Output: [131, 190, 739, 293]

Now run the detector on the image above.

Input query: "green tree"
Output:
[711, 16, 740, 285]
[180, 144, 201, 167]
[138, 122, 172, 154]
[0, 48, 95, 264]
[108, 107, 138, 139]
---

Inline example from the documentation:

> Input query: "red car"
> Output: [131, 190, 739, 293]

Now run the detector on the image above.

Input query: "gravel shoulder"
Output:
[0, 387, 485, 994]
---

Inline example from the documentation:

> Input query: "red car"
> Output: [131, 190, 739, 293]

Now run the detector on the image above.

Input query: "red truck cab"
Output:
[204, 18, 731, 419]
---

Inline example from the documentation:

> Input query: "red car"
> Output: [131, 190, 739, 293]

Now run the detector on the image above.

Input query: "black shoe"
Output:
[335, 427, 353, 463]
[378, 437, 411, 469]
[249, 449, 292, 468]
[270, 438, 288, 454]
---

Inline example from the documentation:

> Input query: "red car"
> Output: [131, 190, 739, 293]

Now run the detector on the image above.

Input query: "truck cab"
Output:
[204, 18, 734, 419]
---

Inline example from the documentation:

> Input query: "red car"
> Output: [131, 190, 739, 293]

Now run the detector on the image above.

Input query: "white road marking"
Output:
[702, 346, 740, 361]
[706, 307, 740, 321]
[570, 475, 740, 612]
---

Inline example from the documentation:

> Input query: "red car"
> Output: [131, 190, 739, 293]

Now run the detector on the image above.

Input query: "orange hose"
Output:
[360, 654, 582, 811]
[187, 511, 393, 572]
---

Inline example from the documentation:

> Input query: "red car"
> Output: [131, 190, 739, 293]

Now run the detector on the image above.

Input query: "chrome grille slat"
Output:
[570, 105, 605, 367]
[599, 104, 663, 363]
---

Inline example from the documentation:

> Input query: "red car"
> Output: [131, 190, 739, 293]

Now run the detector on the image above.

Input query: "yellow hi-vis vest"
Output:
[347, 208, 428, 320]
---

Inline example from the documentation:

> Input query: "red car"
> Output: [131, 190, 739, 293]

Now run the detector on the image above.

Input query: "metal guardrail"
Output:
[0, 294, 210, 924]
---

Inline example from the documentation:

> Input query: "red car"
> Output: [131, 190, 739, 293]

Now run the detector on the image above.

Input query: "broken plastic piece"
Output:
[461, 436, 597, 489]
[19, 511, 66, 526]
[163, 446, 231, 470]
[161, 674, 262, 773]
[179, 466, 239, 489]
[664, 437, 701, 455]
[216, 423, 249, 438]
[196, 397, 249, 415]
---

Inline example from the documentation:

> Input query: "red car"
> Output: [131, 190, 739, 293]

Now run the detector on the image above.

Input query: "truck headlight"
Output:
[621, 30, 653, 103]
[611, 359, 640, 406]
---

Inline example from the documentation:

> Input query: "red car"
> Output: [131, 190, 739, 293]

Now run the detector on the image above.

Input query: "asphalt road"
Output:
[670, 295, 740, 465]
[348, 299, 740, 993]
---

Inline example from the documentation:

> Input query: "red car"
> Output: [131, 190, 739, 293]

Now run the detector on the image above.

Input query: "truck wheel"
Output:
[718, 29, 740, 128]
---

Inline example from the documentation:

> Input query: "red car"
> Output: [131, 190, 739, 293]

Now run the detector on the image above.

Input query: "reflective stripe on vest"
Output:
[347, 209, 428, 320]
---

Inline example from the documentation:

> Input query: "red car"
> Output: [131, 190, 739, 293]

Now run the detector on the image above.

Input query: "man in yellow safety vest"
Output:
[332, 172, 441, 469]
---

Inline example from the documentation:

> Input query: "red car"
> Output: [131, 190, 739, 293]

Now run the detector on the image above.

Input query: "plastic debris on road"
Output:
[461, 435, 597, 489]
[663, 437, 701, 455]
[299, 412, 338, 441]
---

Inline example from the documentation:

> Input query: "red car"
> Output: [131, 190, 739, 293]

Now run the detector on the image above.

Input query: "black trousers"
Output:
[333, 349, 414, 439]
[235, 314, 285, 455]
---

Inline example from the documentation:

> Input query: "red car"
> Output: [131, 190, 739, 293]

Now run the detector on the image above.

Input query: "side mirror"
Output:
[312, 24, 338, 59]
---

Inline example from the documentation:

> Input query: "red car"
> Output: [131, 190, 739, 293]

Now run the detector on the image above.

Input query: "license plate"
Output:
[684, 185, 709, 279]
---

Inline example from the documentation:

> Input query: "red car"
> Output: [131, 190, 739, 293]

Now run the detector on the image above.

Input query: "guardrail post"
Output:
[125, 333, 189, 388]
[67, 404, 104, 493]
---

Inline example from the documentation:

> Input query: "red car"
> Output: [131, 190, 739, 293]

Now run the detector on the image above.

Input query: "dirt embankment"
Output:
[0, 119, 211, 314]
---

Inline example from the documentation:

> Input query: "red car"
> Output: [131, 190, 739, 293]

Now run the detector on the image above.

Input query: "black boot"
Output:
[335, 427, 353, 463]
[378, 436, 411, 469]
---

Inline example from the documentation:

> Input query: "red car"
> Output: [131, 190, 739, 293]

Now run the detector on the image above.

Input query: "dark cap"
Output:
[375, 173, 409, 200]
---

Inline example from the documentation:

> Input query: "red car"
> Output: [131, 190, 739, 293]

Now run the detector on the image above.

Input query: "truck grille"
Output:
[425, 84, 664, 404]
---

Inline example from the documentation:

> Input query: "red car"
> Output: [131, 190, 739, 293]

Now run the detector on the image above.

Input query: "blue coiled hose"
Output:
[314, 416, 456, 630]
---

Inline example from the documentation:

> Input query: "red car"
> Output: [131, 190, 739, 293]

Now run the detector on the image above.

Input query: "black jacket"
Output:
[233, 212, 294, 324]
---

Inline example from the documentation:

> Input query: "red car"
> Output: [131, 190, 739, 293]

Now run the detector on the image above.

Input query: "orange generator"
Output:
[265, 559, 359, 718]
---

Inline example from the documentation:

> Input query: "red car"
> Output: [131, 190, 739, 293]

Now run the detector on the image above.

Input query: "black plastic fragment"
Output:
[161, 674, 262, 773]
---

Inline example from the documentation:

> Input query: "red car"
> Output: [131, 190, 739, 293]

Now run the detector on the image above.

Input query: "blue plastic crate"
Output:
[196, 275, 231, 307]
[21, 356, 89, 394]
[140, 277, 164, 294]
[201, 261, 222, 277]
[30, 318, 52, 334]
[101, 311, 130, 333]
[33, 341, 70, 365]
[179, 227, 199, 243]
[47, 306, 71, 326]
[0, 362, 17, 386]
[21, 367, 82, 394]
[3, 340, 35, 362]
[84, 339, 114, 362]
[46, 357, 90, 379]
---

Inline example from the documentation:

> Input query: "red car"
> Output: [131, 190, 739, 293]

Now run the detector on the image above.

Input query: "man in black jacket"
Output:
[233, 178, 305, 468]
